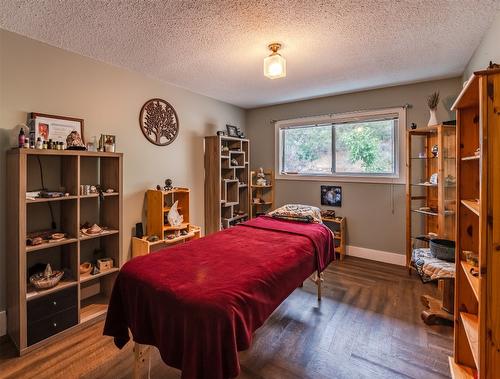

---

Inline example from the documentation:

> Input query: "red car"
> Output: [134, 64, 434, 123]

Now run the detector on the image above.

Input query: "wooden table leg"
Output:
[420, 279, 454, 325]
[134, 342, 152, 379]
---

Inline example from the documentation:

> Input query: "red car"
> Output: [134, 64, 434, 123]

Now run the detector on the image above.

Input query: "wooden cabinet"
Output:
[449, 68, 500, 378]
[204, 136, 250, 234]
[131, 188, 201, 257]
[6, 149, 122, 354]
[405, 124, 456, 268]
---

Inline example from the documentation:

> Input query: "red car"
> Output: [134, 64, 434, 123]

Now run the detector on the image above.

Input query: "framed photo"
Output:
[29, 113, 84, 144]
[321, 185, 342, 207]
[100, 134, 116, 152]
[226, 124, 239, 137]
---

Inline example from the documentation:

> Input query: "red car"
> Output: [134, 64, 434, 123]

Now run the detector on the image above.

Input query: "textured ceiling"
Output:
[1, 0, 499, 108]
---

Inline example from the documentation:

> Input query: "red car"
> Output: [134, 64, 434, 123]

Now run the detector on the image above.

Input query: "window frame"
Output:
[275, 107, 406, 184]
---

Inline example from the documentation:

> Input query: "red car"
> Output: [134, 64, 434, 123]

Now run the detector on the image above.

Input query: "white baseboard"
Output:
[346, 245, 406, 266]
[0, 311, 6, 337]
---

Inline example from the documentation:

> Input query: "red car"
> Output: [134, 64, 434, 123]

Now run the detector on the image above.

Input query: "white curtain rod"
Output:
[269, 103, 411, 124]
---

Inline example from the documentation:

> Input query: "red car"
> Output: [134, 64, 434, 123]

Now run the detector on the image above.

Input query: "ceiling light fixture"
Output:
[264, 43, 286, 79]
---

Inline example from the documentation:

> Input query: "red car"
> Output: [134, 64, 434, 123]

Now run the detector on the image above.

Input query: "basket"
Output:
[30, 270, 64, 289]
[430, 239, 455, 262]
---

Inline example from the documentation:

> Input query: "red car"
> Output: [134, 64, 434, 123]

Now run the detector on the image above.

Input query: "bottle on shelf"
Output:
[18, 128, 25, 148]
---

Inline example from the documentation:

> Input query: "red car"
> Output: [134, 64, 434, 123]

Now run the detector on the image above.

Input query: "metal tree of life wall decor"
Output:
[139, 98, 179, 146]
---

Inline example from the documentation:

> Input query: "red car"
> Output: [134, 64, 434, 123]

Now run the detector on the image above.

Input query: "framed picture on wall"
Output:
[29, 113, 84, 144]
[321, 185, 342, 207]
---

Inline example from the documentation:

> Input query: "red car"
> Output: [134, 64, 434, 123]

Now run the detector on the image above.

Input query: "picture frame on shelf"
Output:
[29, 113, 84, 144]
[226, 124, 239, 137]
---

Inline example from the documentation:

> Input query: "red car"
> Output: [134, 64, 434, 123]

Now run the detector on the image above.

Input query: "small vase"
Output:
[428, 109, 438, 126]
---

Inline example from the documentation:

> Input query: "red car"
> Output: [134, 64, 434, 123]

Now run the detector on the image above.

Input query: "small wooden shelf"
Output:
[26, 238, 78, 253]
[251, 184, 273, 188]
[80, 294, 108, 323]
[164, 222, 189, 231]
[252, 201, 273, 206]
[461, 155, 480, 161]
[411, 209, 439, 216]
[461, 200, 480, 216]
[412, 183, 438, 187]
[79, 192, 119, 199]
[321, 216, 346, 260]
[222, 201, 239, 207]
[26, 195, 78, 203]
[26, 280, 78, 301]
[223, 213, 248, 223]
[79, 229, 119, 241]
[80, 267, 119, 283]
[448, 357, 476, 379]
[460, 312, 479, 368]
[460, 261, 480, 301]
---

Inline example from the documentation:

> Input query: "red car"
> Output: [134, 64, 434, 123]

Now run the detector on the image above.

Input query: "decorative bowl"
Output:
[51, 232, 65, 241]
[80, 262, 92, 275]
[30, 270, 64, 289]
[430, 239, 455, 262]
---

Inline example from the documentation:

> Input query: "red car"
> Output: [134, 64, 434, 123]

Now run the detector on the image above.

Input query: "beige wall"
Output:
[463, 10, 500, 80]
[0, 30, 245, 312]
[246, 78, 462, 257]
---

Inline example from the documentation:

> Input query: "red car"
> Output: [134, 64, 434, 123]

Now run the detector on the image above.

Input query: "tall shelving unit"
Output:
[449, 68, 500, 378]
[6, 149, 122, 354]
[406, 124, 457, 268]
[204, 136, 250, 235]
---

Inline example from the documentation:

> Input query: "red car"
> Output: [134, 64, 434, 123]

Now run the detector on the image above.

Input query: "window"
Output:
[276, 108, 405, 183]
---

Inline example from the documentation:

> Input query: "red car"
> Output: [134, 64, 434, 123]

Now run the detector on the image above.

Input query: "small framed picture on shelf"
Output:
[99, 134, 116, 152]
[321, 185, 342, 207]
[29, 113, 84, 144]
[226, 124, 239, 137]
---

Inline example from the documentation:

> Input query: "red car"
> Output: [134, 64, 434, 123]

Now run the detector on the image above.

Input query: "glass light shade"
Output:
[264, 53, 286, 79]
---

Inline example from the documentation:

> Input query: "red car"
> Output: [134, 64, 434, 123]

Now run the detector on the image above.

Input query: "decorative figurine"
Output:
[167, 200, 183, 227]
[427, 91, 440, 126]
[256, 168, 267, 186]
[431, 144, 438, 157]
[164, 179, 173, 191]
[410, 122, 417, 130]
[66, 131, 86, 150]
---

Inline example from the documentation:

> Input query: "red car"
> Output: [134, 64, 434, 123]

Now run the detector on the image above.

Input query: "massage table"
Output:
[104, 216, 334, 379]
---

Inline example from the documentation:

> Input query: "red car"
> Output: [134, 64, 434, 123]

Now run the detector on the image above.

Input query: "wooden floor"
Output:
[0, 257, 453, 379]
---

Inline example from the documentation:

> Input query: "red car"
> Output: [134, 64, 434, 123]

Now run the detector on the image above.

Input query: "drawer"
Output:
[27, 306, 78, 346]
[27, 286, 77, 324]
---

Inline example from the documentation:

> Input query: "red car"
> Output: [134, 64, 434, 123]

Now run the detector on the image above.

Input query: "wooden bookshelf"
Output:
[6, 149, 123, 355]
[406, 124, 457, 268]
[450, 68, 500, 378]
[204, 136, 250, 234]
[250, 169, 275, 218]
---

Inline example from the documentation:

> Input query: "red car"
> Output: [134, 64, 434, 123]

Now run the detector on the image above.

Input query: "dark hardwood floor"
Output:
[0, 256, 453, 379]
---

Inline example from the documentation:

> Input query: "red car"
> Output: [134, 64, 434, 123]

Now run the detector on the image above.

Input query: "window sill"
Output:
[276, 173, 406, 185]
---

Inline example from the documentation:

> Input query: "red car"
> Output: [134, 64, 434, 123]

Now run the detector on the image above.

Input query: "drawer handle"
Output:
[53, 322, 57, 328]
[52, 301, 57, 306]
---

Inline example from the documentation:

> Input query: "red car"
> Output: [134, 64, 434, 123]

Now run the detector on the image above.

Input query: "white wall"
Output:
[463, 10, 500, 79]
[0, 29, 245, 314]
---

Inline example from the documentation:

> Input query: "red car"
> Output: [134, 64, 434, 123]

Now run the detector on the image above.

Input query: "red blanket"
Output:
[103, 217, 334, 379]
